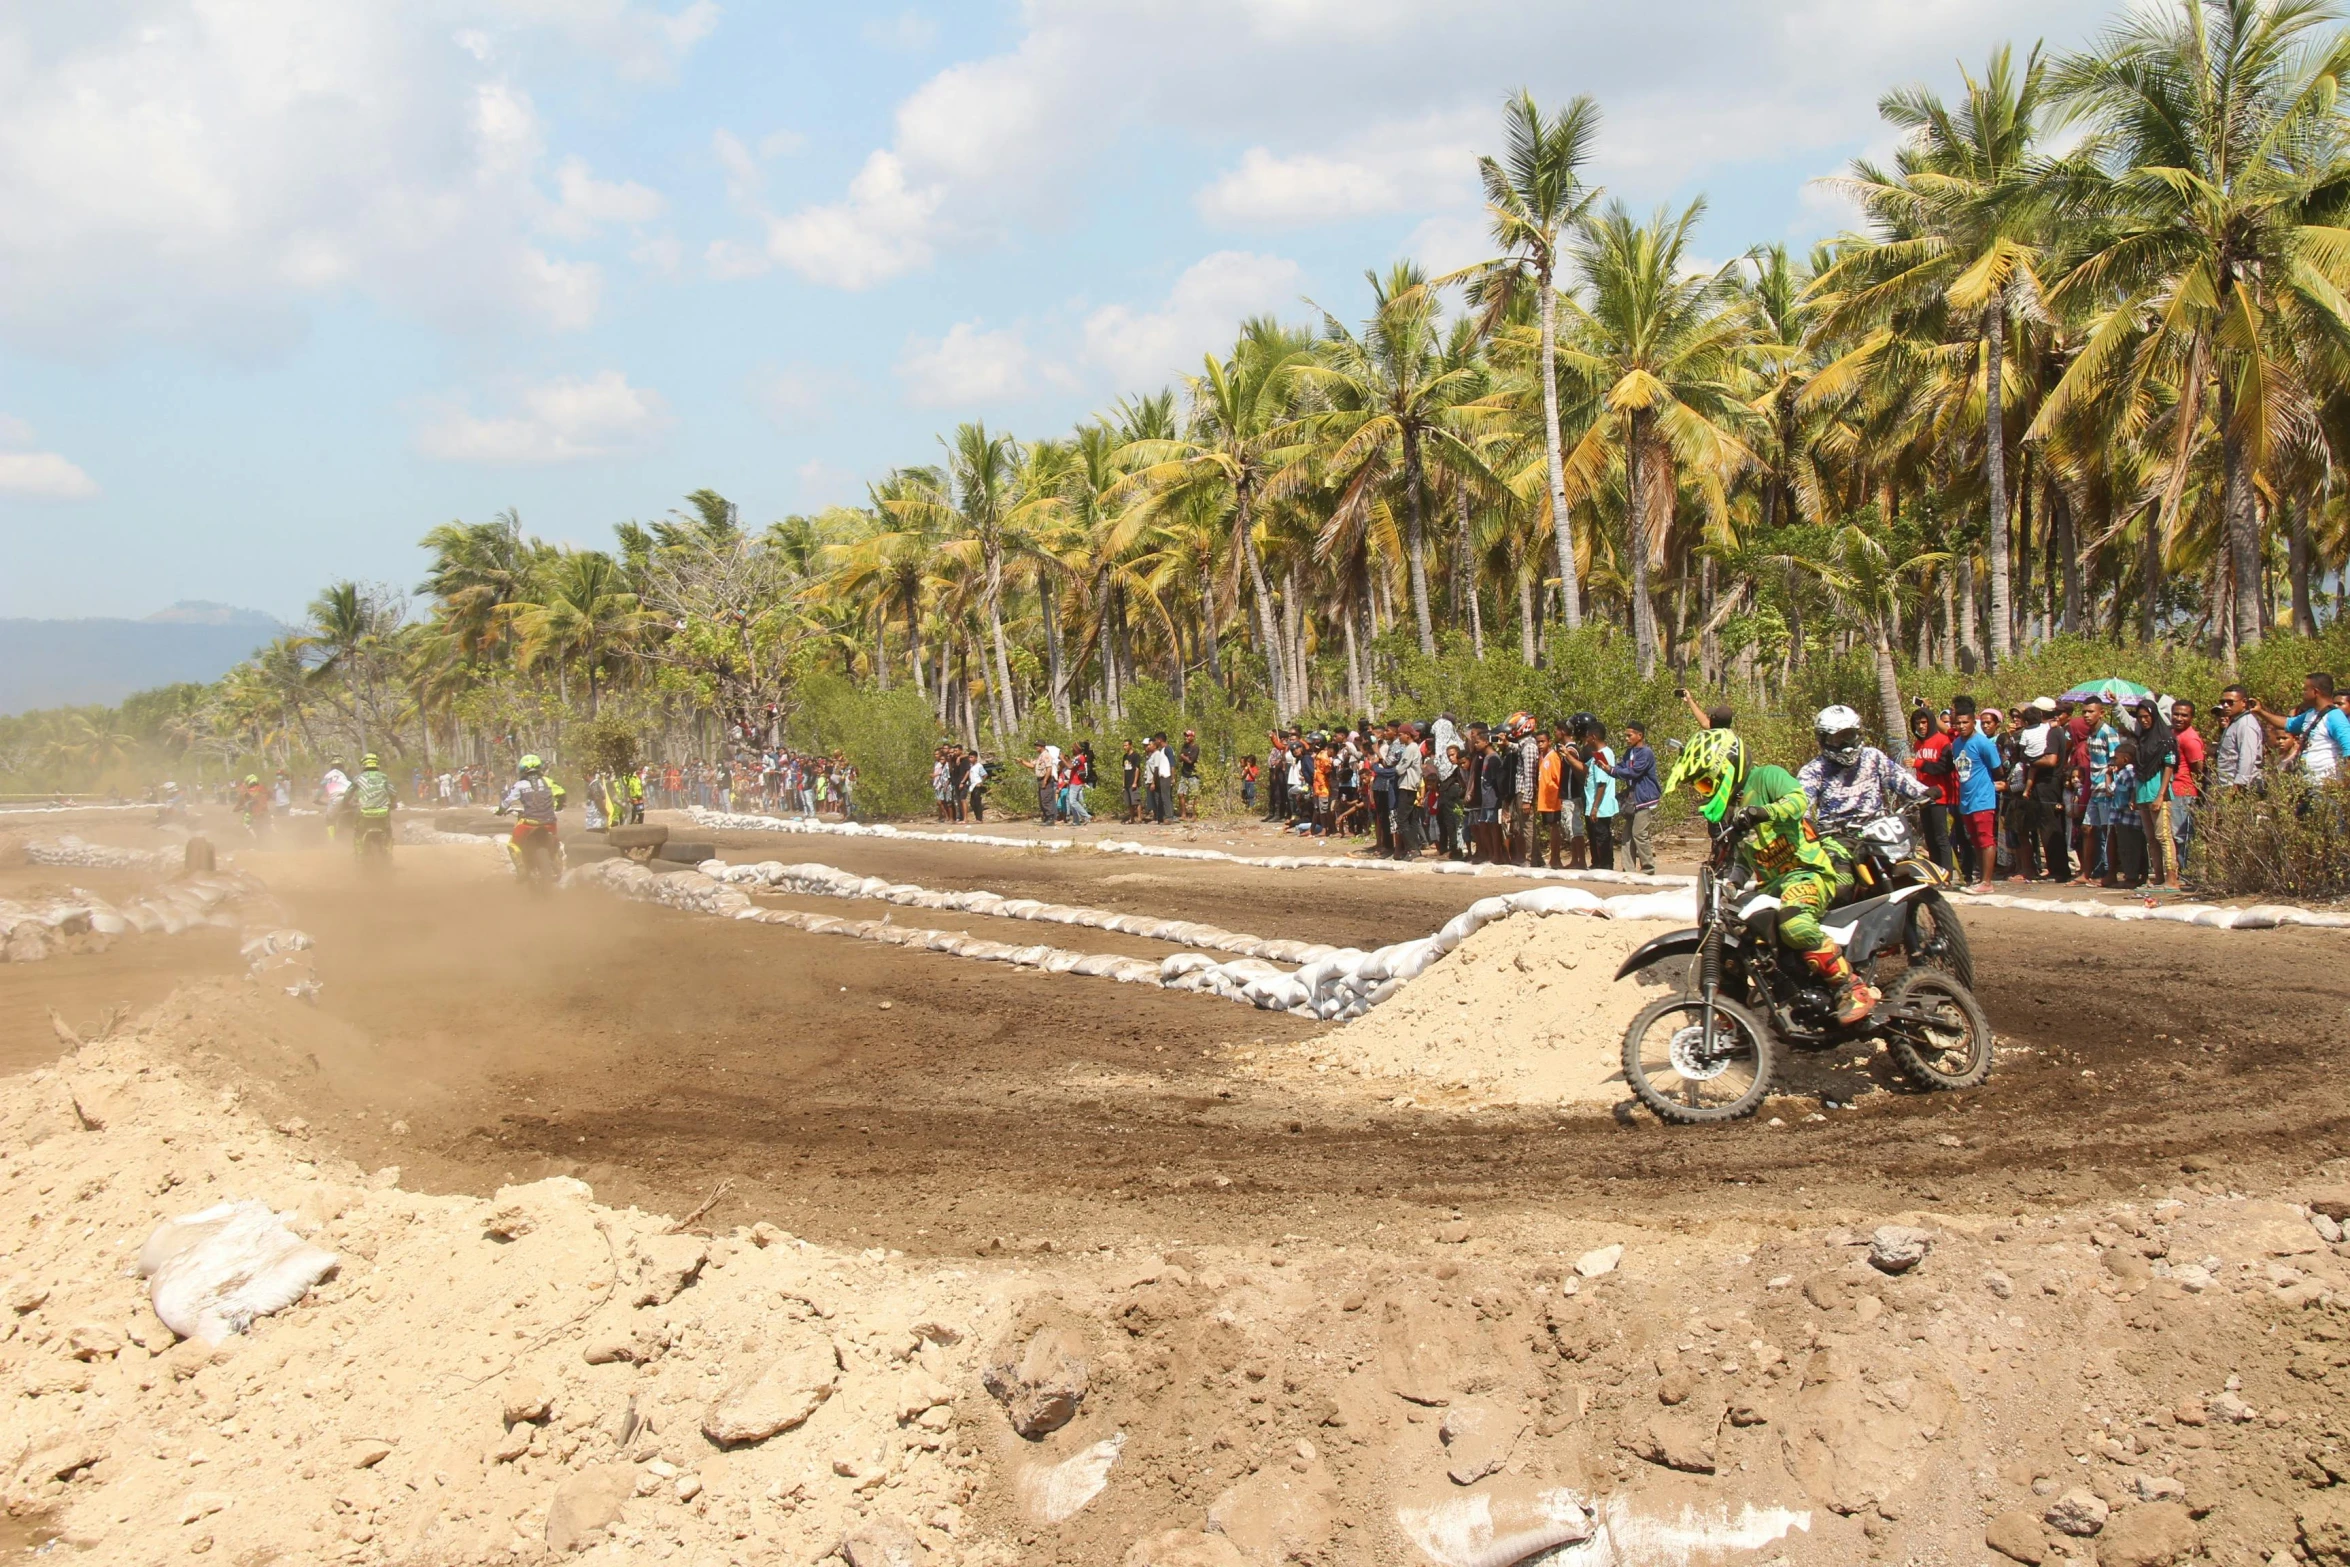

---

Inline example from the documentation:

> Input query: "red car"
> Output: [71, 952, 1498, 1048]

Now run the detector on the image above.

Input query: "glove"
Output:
[1728, 805, 1769, 835]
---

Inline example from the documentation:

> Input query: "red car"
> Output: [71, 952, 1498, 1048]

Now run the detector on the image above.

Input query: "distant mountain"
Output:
[0, 604, 287, 715]
[141, 601, 282, 628]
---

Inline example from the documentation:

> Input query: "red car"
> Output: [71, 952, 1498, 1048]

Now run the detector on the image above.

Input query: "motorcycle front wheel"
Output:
[1904, 892, 1975, 991]
[1882, 969, 1994, 1089]
[1622, 995, 1776, 1124]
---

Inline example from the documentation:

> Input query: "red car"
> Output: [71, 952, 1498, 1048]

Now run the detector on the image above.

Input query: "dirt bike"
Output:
[352, 813, 393, 875]
[1820, 810, 1975, 991]
[504, 816, 564, 894]
[1612, 817, 1995, 1124]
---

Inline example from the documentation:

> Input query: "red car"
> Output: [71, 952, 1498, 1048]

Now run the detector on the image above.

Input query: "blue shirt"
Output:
[1609, 743, 1661, 809]
[1951, 733, 2002, 815]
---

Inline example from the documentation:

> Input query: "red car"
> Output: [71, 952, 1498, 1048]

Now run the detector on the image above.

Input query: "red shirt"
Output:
[1912, 731, 1959, 807]
[2171, 726, 2205, 798]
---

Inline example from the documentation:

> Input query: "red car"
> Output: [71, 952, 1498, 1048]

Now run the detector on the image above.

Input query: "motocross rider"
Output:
[1796, 705, 1930, 829]
[497, 754, 567, 876]
[318, 757, 351, 838]
[1666, 728, 1878, 1026]
[349, 752, 397, 846]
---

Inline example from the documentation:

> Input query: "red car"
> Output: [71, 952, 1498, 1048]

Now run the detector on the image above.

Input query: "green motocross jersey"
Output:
[1734, 764, 1836, 882]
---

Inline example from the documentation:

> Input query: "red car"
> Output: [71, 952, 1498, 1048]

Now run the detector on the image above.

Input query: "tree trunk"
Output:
[2013, 450, 2033, 649]
[1468, 550, 1486, 660]
[1982, 304, 2013, 665]
[1040, 576, 1068, 726]
[2055, 486, 2083, 635]
[1283, 566, 1307, 716]
[907, 599, 926, 700]
[1540, 269, 1583, 628]
[1518, 562, 1537, 664]
[873, 617, 890, 693]
[1872, 621, 1911, 764]
[1627, 408, 1658, 677]
[1235, 484, 1288, 719]
[2218, 373, 2262, 653]
[2141, 510, 2163, 645]
[1957, 555, 1981, 671]
[1342, 599, 1363, 713]
[2288, 496, 2317, 637]
[1699, 554, 1720, 685]
[981, 535, 1017, 740]
[1200, 560, 1223, 686]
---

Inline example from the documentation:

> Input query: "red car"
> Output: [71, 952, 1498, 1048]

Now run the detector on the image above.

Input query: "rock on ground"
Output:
[982, 1324, 1089, 1439]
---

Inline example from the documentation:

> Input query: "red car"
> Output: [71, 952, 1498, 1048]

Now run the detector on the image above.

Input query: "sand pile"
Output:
[1293, 912, 1683, 1107]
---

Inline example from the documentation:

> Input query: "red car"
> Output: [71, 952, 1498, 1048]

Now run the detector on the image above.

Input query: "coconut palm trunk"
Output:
[1234, 485, 1288, 720]
[1982, 303, 2013, 666]
[982, 537, 1017, 739]
[1626, 407, 1658, 677]
[1539, 278, 1581, 629]
[1401, 425, 1437, 656]
[2218, 373, 2263, 652]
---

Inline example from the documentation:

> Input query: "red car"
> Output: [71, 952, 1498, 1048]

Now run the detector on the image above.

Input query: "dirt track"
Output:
[57, 821, 2344, 1259]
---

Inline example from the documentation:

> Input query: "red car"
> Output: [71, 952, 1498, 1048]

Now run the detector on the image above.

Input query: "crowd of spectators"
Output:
[1900, 670, 2349, 893]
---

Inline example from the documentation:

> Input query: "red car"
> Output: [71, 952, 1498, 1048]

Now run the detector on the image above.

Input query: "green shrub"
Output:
[784, 675, 938, 819]
[2184, 775, 2350, 900]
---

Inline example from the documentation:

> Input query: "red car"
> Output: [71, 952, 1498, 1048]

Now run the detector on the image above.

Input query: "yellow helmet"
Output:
[1665, 728, 1747, 825]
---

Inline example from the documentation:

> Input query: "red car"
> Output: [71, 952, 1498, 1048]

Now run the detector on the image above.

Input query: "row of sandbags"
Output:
[579, 852, 1695, 1024]
[23, 833, 185, 874]
[695, 857, 1338, 966]
[0, 869, 262, 961]
[681, 805, 2350, 935]
[683, 807, 1063, 853]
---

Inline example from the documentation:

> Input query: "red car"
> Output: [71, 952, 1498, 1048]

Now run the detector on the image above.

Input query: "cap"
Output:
[2031, 696, 2056, 714]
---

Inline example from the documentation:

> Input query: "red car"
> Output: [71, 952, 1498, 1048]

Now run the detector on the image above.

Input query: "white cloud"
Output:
[546, 157, 664, 239]
[750, 363, 838, 426]
[742, 0, 2116, 289]
[1082, 251, 1302, 387]
[0, 2, 712, 358]
[758, 129, 808, 159]
[795, 458, 860, 501]
[0, 452, 99, 500]
[862, 12, 939, 50]
[897, 322, 1032, 408]
[630, 232, 683, 274]
[763, 151, 944, 289]
[415, 371, 669, 464]
[0, 415, 99, 498]
[1403, 212, 1492, 282]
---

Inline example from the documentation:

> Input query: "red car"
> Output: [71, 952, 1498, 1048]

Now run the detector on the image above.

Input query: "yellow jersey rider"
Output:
[1665, 728, 1878, 1026]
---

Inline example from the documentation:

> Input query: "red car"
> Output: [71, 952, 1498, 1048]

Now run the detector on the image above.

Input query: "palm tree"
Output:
[514, 550, 642, 717]
[420, 508, 539, 663]
[1815, 44, 2052, 665]
[890, 423, 1023, 738]
[1120, 320, 1316, 720]
[2042, 0, 2350, 650]
[1301, 261, 1508, 656]
[1461, 90, 1604, 629]
[1565, 200, 1756, 676]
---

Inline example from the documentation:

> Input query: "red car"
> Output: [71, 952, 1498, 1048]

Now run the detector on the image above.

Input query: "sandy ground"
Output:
[5, 805, 2350, 1566]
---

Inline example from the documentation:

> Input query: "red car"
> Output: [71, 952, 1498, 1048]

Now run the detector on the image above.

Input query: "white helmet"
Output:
[1814, 705, 1865, 767]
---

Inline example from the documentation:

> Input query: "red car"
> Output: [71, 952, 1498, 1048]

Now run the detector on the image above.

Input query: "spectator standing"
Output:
[1555, 719, 1588, 870]
[1393, 724, 1425, 859]
[2214, 685, 2264, 789]
[1435, 743, 1467, 859]
[965, 751, 988, 820]
[1611, 720, 1661, 873]
[1947, 697, 2002, 894]
[2274, 671, 2350, 782]
[2013, 697, 2071, 882]
[2105, 741, 2147, 883]
[1582, 718, 1620, 871]
[2168, 698, 2204, 864]
[2081, 698, 2122, 882]
[1509, 716, 1541, 866]
[1369, 723, 1397, 856]
[1032, 741, 1063, 825]
[1240, 754, 1259, 812]
[1909, 708, 1958, 875]
[1535, 729, 1565, 868]
[1177, 730, 1201, 820]
[2125, 698, 2179, 888]
[1145, 733, 1174, 823]
[1120, 740, 1143, 822]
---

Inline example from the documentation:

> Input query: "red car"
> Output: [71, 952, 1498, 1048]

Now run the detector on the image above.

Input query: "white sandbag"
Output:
[138, 1200, 339, 1345]
[1465, 896, 1513, 925]
[1384, 939, 1439, 982]
[1437, 911, 1481, 945]
[1160, 952, 1218, 979]
[1507, 887, 1605, 917]
[1600, 891, 1699, 923]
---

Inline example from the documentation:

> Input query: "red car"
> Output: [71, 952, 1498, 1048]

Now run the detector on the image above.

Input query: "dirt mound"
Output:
[6, 986, 2350, 1566]
[1293, 912, 1682, 1107]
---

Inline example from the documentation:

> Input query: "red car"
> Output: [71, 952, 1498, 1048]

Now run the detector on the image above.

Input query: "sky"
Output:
[0, 0, 2126, 623]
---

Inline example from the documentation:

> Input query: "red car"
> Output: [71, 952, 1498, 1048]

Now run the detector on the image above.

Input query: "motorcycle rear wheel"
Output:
[1622, 995, 1776, 1124]
[1883, 969, 1993, 1089]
